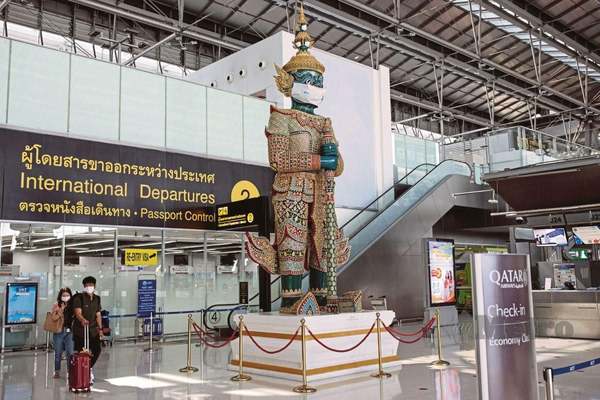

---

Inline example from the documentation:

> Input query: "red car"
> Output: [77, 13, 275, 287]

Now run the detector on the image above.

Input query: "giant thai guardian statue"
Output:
[246, 4, 350, 315]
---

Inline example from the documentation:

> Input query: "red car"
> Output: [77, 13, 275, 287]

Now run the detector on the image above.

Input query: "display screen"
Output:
[4, 282, 38, 325]
[573, 226, 600, 245]
[533, 228, 568, 247]
[427, 240, 456, 306]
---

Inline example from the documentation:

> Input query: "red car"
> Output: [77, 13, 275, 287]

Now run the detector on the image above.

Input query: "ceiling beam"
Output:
[319, 0, 600, 116]
[68, 0, 245, 51]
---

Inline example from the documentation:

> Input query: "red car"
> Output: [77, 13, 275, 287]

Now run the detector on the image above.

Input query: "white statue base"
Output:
[229, 310, 402, 382]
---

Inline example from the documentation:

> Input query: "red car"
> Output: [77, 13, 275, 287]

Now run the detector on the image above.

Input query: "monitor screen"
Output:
[572, 226, 600, 245]
[534, 228, 568, 247]
[426, 239, 456, 306]
[4, 282, 38, 325]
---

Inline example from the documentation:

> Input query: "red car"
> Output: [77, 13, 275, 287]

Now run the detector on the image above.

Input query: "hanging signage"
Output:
[137, 278, 157, 318]
[216, 196, 271, 231]
[426, 239, 456, 306]
[472, 254, 538, 400]
[125, 249, 158, 267]
[0, 127, 273, 230]
[4, 282, 38, 325]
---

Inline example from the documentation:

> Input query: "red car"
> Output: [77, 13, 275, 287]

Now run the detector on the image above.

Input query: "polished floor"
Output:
[1, 322, 600, 399]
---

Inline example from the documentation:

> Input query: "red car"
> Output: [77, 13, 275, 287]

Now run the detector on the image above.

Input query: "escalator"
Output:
[237, 160, 475, 320]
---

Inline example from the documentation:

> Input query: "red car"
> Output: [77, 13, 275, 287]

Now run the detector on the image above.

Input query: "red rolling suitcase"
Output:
[69, 325, 92, 393]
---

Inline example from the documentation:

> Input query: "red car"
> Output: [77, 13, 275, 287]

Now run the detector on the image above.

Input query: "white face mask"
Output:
[84, 286, 95, 294]
[61, 295, 71, 302]
[291, 83, 325, 107]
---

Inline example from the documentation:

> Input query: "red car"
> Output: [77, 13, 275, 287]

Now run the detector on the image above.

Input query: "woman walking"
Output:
[48, 288, 74, 378]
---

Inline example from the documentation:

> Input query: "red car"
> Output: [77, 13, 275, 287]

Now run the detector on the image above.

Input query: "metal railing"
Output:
[441, 126, 599, 183]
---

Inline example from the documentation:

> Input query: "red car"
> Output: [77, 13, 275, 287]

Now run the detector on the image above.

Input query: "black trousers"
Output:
[74, 334, 102, 368]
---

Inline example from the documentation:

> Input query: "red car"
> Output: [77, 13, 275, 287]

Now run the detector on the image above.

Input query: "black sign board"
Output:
[239, 281, 249, 305]
[0, 128, 273, 230]
[216, 196, 272, 232]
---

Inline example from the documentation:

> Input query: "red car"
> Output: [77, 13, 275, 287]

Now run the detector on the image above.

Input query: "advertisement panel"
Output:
[573, 225, 600, 245]
[4, 282, 38, 325]
[0, 127, 273, 230]
[426, 239, 456, 306]
[472, 254, 538, 400]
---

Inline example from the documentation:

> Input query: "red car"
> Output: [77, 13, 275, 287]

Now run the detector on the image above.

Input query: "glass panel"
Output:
[69, 56, 120, 140]
[206, 88, 243, 159]
[426, 140, 439, 164]
[0, 38, 9, 124]
[165, 78, 207, 154]
[7, 41, 69, 132]
[120, 67, 166, 147]
[243, 96, 270, 164]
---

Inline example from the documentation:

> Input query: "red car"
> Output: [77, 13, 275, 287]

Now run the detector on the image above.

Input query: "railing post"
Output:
[144, 312, 155, 353]
[543, 368, 555, 400]
[371, 313, 391, 379]
[179, 314, 198, 373]
[293, 319, 316, 393]
[231, 315, 251, 382]
[430, 309, 450, 369]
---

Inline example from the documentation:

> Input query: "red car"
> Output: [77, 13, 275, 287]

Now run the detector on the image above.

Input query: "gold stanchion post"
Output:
[371, 312, 391, 378]
[231, 315, 251, 382]
[179, 314, 199, 373]
[430, 309, 450, 369]
[293, 319, 316, 394]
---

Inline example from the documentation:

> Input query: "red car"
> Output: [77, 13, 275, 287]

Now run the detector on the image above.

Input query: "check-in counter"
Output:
[533, 290, 600, 339]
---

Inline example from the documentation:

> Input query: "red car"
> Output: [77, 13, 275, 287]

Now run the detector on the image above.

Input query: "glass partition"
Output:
[0, 36, 271, 166]
[0, 221, 255, 349]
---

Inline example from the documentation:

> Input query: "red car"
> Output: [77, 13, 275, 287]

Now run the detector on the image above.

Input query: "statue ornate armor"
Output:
[246, 4, 349, 314]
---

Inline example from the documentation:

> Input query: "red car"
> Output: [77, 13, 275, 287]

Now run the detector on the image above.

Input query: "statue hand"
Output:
[320, 155, 338, 171]
[320, 143, 338, 156]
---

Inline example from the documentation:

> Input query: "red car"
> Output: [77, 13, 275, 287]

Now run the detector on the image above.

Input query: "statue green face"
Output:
[291, 70, 325, 113]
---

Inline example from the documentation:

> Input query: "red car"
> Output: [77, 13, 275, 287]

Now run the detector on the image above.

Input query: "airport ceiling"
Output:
[3, 0, 600, 132]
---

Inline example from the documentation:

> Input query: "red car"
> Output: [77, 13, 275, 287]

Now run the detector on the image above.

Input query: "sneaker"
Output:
[53, 371, 60, 379]
[90, 369, 95, 386]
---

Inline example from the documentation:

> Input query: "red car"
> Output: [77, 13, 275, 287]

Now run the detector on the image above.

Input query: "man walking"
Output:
[72, 276, 103, 384]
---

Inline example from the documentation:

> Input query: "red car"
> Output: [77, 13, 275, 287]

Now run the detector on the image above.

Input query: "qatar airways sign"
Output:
[472, 254, 538, 400]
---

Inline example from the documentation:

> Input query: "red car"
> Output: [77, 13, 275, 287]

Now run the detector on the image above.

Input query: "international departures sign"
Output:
[0, 128, 274, 231]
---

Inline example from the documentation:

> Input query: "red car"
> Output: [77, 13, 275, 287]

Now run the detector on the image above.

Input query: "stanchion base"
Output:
[371, 371, 392, 379]
[179, 366, 199, 373]
[231, 374, 252, 382]
[430, 360, 450, 369]
[293, 385, 317, 394]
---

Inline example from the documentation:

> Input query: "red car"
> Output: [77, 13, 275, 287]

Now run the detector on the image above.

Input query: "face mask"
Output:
[84, 286, 95, 294]
[291, 83, 325, 107]
[61, 295, 71, 302]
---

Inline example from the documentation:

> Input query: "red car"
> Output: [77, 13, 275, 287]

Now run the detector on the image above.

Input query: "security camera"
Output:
[515, 216, 526, 224]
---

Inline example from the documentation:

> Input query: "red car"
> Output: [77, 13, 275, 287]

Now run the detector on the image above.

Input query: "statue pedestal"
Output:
[230, 310, 402, 382]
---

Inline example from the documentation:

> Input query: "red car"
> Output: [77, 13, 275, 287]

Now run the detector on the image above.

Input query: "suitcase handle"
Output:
[84, 323, 89, 351]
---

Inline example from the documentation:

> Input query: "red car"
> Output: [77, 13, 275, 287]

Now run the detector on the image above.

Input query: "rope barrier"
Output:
[552, 357, 600, 377]
[384, 317, 436, 337]
[191, 322, 229, 341]
[191, 322, 238, 349]
[306, 323, 376, 353]
[382, 317, 436, 344]
[243, 326, 301, 354]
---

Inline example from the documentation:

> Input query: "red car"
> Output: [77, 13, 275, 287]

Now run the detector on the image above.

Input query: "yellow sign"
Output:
[124, 249, 158, 266]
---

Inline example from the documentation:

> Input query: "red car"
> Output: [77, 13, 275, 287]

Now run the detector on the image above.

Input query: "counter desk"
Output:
[533, 290, 600, 339]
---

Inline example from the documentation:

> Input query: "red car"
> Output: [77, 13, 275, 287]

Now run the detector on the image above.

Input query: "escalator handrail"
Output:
[245, 162, 447, 306]
[339, 162, 437, 232]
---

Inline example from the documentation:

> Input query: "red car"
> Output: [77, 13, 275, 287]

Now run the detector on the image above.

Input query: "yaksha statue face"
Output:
[291, 70, 325, 107]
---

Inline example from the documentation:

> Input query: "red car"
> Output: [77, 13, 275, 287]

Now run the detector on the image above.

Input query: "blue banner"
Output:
[137, 279, 156, 317]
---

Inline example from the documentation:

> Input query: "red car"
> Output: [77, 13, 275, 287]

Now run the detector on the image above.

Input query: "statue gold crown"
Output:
[275, 3, 325, 97]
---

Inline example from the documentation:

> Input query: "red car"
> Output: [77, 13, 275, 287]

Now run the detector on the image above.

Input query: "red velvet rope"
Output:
[192, 322, 238, 349]
[306, 322, 376, 353]
[243, 325, 301, 355]
[382, 317, 436, 344]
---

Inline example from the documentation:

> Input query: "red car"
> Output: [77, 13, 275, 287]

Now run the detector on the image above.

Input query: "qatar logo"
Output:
[489, 268, 528, 289]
